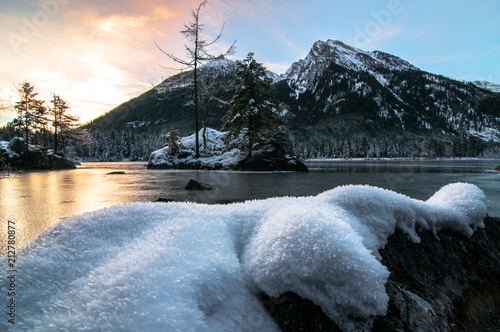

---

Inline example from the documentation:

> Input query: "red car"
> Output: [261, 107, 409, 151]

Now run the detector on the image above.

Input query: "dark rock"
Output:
[262, 216, 500, 331]
[11, 151, 76, 170]
[373, 216, 500, 332]
[156, 198, 175, 203]
[261, 292, 341, 332]
[184, 179, 214, 190]
[234, 141, 308, 172]
[8, 137, 28, 154]
[495, 166, 500, 171]
[108, 171, 126, 174]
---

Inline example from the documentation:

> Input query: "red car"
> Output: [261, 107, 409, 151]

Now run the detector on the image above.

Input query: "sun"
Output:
[98, 20, 113, 32]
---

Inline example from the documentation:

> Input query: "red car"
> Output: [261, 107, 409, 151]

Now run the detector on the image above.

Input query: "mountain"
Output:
[473, 80, 500, 93]
[80, 40, 500, 160]
[284, 40, 415, 94]
[85, 57, 239, 135]
[275, 40, 500, 157]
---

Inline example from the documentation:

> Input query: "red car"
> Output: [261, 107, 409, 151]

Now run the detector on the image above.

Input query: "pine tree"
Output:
[14, 82, 47, 152]
[163, 129, 182, 155]
[49, 94, 80, 154]
[222, 52, 291, 157]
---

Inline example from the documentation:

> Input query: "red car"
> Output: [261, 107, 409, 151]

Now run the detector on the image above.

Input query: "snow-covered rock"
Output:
[148, 128, 240, 169]
[0, 138, 76, 170]
[147, 128, 308, 171]
[1, 183, 487, 331]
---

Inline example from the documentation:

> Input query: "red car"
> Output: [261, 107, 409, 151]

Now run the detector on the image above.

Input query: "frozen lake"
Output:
[1, 159, 499, 253]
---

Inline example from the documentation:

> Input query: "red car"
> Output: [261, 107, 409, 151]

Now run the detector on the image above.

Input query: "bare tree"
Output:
[156, 0, 235, 158]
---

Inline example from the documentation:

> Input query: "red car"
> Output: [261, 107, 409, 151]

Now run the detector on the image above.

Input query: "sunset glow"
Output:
[1, 0, 499, 125]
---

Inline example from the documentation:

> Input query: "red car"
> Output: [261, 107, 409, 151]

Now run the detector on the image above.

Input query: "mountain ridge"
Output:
[79, 39, 500, 160]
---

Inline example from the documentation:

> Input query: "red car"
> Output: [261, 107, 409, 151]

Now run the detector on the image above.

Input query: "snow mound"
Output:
[148, 128, 240, 169]
[1, 183, 486, 331]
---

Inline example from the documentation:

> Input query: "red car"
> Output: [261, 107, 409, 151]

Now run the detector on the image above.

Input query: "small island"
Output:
[148, 53, 308, 172]
[1, 137, 76, 171]
[1, 82, 79, 172]
[147, 128, 308, 172]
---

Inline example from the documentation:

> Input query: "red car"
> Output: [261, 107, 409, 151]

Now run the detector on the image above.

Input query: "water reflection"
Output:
[1, 160, 499, 254]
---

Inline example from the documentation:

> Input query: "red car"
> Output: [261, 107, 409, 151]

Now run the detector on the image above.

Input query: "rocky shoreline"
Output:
[1, 138, 76, 171]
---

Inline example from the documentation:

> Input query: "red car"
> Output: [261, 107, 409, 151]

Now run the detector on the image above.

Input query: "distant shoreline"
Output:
[305, 156, 500, 162]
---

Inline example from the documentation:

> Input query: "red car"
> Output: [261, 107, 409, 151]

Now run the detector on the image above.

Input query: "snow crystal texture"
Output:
[0, 183, 486, 331]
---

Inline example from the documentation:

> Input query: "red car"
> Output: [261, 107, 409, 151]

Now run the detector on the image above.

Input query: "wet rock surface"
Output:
[184, 179, 214, 190]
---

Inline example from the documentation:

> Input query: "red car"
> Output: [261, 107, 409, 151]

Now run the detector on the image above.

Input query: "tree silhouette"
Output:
[49, 94, 79, 154]
[156, 0, 235, 158]
[14, 82, 47, 152]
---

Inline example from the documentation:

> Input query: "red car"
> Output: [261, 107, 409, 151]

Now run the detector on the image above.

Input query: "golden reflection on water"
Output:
[1, 160, 499, 255]
[0, 168, 124, 254]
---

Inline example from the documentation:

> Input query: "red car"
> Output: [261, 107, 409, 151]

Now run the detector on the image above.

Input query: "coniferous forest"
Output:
[3, 40, 500, 162]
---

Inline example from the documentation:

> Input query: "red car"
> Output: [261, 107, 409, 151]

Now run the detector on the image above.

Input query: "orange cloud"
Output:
[0, 0, 246, 123]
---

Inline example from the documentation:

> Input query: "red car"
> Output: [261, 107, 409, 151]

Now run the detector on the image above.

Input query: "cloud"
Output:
[0, 0, 293, 123]
[0, 0, 213, 122]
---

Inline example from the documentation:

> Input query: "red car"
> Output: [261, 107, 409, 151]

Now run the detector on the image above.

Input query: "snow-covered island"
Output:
[0, 137, 76, 171]
[147, 128, 308, 171]
[3, 182, 499, 331]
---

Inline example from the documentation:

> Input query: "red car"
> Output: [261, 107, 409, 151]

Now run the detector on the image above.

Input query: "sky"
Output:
[1, 0, 499, 125]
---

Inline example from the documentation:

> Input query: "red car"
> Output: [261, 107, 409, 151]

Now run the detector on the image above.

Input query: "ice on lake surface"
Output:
[0, 159, 498, 251]
[0, 181, 488, 331]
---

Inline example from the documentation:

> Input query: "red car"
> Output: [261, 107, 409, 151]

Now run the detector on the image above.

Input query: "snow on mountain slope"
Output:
[85, 39, 500, 159]
[473, 80, 500, 93]
[285, 39, 415, 92]
[155, 57, 239, 94]
[280, 39, 500, 146]
[155, 57, 280, 94]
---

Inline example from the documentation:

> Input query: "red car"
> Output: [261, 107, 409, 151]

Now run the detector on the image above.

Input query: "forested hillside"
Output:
[77, 40, 500, 160]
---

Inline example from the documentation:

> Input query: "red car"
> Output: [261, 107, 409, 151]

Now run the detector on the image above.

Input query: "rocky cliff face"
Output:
[262, 216, 500, 331]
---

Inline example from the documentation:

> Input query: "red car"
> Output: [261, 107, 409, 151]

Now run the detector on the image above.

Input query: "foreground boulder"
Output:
[4, 184, 493, 331]
[184, 179, 214, 190]
[262, 216, 500, 331]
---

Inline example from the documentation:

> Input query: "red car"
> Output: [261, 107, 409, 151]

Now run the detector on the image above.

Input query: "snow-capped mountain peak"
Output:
[200, 56, 236, 71]
[285, 39, 415, 92]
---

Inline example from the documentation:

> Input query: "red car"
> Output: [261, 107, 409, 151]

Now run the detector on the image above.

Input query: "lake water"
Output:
[1, 159, 499, 254]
